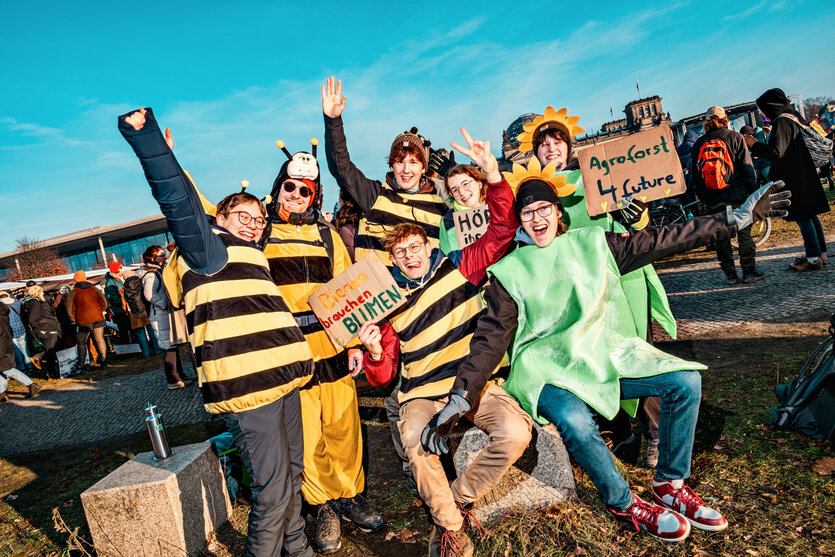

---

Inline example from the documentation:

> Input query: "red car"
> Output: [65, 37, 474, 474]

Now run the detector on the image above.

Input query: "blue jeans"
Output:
[1, 367, 34, 392]
[537, 370, 702, 510]
[12, 335, 30, 369]
[796, 216, 827, 258]
[134, 325, 161, 358]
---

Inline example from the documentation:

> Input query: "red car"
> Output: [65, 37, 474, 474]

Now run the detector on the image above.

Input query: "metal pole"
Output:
[98, 236, 107, 266]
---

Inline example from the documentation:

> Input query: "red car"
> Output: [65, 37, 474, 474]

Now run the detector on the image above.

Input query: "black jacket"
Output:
[751, 89, 829, 220]
[690, 127, 757, 206]
[0, 305, 15, 371]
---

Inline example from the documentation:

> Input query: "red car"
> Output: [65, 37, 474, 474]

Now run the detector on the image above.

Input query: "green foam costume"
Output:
[489, 226, 705, 424]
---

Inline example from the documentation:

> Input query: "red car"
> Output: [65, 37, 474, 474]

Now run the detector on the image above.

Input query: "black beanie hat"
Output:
[515, 179, 564, 216]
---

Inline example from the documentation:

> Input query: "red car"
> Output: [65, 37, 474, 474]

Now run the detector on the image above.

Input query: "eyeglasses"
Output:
[283, 180, 313, 198]
[519, 203, 555, 222]
[225, 211, 267, 229]
[392, 241, 425, 260]
[450, 178, 478, 197]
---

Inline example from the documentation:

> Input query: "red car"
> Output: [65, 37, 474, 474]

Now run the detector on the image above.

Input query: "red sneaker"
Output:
[652, 479, 728, 532]
[609, 493, 690, 542]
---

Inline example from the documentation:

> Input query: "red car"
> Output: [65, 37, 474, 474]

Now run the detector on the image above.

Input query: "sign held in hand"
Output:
[578, 125, 685, 216]
[307, 253, 406, 348]
[453, 205, 490, 248]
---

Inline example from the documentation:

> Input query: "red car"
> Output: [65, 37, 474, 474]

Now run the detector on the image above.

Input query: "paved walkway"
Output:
[1, 234, 832, 457]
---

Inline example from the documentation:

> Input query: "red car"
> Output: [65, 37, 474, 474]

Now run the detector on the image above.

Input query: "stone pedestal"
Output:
[452, 422, 576, 523]
[81, 442, 232, 556]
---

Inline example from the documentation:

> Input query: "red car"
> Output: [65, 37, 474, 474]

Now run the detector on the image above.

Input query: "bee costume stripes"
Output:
[119, 108, 315, 557]
[266, 140, 369, 512]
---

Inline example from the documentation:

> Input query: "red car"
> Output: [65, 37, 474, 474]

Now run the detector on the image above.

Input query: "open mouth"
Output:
[532, 223, 549, 238]
[238, 230, 257, 241]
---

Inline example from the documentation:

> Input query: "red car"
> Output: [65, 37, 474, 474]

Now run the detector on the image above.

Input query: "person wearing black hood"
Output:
[746, 88, 830, 271]
[263, 140, 383, 554]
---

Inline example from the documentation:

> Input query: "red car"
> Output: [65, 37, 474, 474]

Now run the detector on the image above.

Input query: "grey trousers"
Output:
[222, 389, 313, 557]
[384, 379, 413, 480]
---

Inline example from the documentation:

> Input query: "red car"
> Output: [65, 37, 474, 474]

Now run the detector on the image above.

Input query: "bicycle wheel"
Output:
[649, 208, 686, 229]
[733, 217, 771, 247]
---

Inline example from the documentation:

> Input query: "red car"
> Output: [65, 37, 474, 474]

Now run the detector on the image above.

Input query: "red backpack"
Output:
[697, 139, 734, 190]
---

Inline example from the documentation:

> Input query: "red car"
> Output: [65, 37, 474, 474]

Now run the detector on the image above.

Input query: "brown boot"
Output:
[27, 383, 41, 398]
[789, 258, 824, 271]
[0, 392, 7, 403]
[428, 526, 473, 557]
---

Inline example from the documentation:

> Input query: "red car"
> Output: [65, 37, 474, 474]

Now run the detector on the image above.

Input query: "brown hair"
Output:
[704, 116, 729, 132]
[387, 143, 427, 170]
[532, 127, 570, 155]
[215, 192, 266, 218]
[444, 164, 487, 204]
[142, 245, 165, 265]
[383, 223, 428, 253]
[333, 190, 361, 231]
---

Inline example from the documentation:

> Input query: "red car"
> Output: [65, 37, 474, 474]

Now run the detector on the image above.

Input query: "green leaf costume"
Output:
[488, 227, 705, 424]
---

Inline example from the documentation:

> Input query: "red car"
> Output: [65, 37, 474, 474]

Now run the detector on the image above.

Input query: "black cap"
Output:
[515, 179, 564, 216]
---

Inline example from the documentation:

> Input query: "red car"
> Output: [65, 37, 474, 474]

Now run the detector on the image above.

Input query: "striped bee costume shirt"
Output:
[388, 256, 508, 403]
[263, 221, 358, 385]
[179, 229, 314, 414]
[355, 183, 447, 268]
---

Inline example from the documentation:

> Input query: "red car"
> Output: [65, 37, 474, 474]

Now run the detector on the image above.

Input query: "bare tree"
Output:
[804, 96, 833, 121]
[5, 236, 69, 280]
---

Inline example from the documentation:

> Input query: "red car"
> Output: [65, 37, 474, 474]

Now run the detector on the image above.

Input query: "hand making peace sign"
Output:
[450, 128, 501, 183]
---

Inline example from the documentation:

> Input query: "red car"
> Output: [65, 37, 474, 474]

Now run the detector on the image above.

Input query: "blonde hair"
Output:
[27, 285, 45, 302]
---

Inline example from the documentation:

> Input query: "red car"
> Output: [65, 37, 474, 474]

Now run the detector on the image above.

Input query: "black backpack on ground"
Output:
[123, 275, 149, 319]
[769, 315, 835, 442]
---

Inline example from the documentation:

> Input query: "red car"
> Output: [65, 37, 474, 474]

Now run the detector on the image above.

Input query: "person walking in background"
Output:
[52, 284, 76, 349]
[121, 269, 160, 359]
[0, 301, 40, 402]
[690, 106, 761, 284]
[139, 246, 192, 389]
[0, 291, 32, 371]
[103, 261, 132, 344]
[20, 285, 61, 379]
[747, 88, 830, 271]
[332, 190, 361, 262]
[69, 270, 108, 371]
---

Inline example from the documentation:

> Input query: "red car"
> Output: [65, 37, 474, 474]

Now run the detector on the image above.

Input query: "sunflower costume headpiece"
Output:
[503, 157, 578, 198]
[516, 106, 585, 154]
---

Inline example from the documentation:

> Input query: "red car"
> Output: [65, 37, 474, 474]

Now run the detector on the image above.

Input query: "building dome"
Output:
[505, 113, 539, 144]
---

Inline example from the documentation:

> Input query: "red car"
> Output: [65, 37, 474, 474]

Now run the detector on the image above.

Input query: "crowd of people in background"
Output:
[1, 82, 827, 557]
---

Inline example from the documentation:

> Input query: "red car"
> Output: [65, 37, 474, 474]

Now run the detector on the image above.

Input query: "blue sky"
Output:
[1, 0, 832, 253]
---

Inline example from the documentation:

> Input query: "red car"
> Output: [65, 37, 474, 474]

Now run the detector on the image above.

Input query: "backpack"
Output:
[768, 315, 835, 442]
[123, 275, 149, 319]
[777, 113, 834, 168]
[697, 138, 734, 190]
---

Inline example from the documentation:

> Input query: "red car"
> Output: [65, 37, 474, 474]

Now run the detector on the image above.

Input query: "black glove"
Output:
[729, 180, 791, 230]
[420, 389, 471, 456]
[428, 148, 456, 178]
[620, 197, 649, 230]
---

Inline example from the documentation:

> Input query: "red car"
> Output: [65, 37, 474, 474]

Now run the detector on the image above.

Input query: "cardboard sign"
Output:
[453, 205, 490, 248]
[578, 124, 685, 216]
[307, 253, 407, 348]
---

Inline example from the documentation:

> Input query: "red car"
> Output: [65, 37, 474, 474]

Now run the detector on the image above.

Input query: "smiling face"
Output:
[447, 173, 484, 208]
[277, 179, 313, 214]
[216, 200, 265, 243]
[520, 200, 562, 248]
[391, 233, 432, 280]
[535, 132, 569, 170]
[391, 153, 424, 190]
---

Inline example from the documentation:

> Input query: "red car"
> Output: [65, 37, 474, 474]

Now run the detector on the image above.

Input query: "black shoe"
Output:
[81, 364, 91, 372]
[335, 494, 384, 533]
[741, 269, 765, 283]
[315, 503, 341, 554]
[99, 361, 108, 369]
[724, 272, 739, 285]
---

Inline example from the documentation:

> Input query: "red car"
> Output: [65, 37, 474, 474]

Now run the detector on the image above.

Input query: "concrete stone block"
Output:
[81, 442, 232, 556]
[452, 421, 576, 523]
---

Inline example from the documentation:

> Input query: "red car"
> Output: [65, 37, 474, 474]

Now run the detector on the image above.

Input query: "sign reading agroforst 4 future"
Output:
[578, 124, 685, 217]
[453, 205, 490, 248]
[307, 253, 406, 348]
